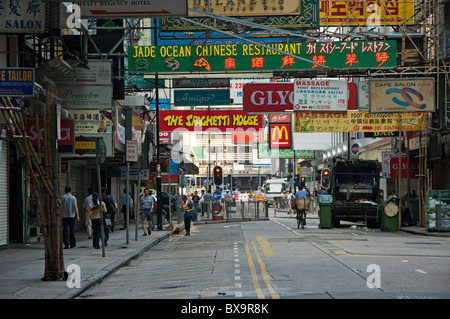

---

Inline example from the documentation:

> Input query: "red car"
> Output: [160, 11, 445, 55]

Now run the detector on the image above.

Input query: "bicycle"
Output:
[294, 197, 311, 229]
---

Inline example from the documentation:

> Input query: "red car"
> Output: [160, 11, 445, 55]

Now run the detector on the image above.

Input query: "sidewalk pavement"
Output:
[0, 219, 184, 299]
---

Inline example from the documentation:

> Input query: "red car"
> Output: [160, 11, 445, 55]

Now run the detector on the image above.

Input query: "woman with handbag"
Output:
[86, 193, 109, 249]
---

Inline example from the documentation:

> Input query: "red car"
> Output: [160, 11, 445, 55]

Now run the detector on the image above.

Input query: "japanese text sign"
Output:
[293, 111, 425, 133]
[128, 40, 396, 73]
[294, 79, 347, 111]
[160, 110, 263, 132]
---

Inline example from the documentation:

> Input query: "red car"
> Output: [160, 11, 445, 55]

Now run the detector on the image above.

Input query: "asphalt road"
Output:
[78, 214, 450, 299]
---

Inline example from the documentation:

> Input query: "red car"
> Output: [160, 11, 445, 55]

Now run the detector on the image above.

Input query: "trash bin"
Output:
[319, 195, 333, 229]
[378, 196, 398, 232]
[151, 212, 166, 227]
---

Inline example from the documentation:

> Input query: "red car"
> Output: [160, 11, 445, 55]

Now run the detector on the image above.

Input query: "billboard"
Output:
[128, 40, 397, 73]
[369, 78, 435, 113]
[293, 79, 347, 111]
[293, 111, 425, 133]
[319, 0, 414, 26]
[160, 110, 263, 132]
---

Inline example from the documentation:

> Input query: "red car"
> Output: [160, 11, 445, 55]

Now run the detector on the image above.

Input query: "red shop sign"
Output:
[390, 157, 419, 178]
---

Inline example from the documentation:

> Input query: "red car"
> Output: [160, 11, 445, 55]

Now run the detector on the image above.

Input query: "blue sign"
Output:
[213, 191, 222, 201]
[0, 68, 34, 96]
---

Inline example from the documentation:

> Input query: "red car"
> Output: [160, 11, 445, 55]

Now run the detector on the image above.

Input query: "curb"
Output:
[57, 229, 177, 299]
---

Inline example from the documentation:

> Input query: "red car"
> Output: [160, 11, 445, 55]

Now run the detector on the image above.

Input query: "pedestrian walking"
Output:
[83, 187, 93, 239]
[87, 192, 108, 249]
[61, 185, 79, 249]
[182, 195, 194, 236]
[192, 191, 200, 222]
[105, 189, 117, 232]
[118, 188, 133, 230]
[203, 190, 213, 219]
[140, 188, 155, 236]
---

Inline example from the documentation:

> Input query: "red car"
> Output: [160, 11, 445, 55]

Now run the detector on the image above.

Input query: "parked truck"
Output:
[328, 159, 381, 228]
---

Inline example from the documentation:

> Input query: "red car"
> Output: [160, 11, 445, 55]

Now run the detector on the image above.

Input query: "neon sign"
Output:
[128, 40, 397, 73]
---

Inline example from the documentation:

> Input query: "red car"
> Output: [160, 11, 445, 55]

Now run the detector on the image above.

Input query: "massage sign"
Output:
[128, 40, 397, 73]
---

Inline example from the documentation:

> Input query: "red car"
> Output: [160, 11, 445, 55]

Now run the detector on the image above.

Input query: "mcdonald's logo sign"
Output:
[269, 123, 291, 148]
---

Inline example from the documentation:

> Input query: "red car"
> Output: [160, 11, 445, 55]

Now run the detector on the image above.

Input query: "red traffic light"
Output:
[301, 177, 306, 182]
[323, 170, 329, 176]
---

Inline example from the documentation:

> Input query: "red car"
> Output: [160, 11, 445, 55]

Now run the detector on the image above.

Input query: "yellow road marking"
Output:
[251, 242, 280, 299]
[255, 236, 275, 257]
[244, 242, 265, 299]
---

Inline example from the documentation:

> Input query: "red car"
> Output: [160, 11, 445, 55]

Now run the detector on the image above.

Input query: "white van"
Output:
[262, 179, 287, 206]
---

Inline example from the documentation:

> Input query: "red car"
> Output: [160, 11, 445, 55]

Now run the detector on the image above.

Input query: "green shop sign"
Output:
[128, 40, 397, 73]
[258, 143, 314, 159]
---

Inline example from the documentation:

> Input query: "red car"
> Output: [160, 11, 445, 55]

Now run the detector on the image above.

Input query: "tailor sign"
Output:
[128, 40, 396, 73]
[243, 82, 356, 113]
[0, 68, 34, 96]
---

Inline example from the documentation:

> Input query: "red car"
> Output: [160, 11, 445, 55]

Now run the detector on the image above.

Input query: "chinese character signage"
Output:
[369, 78, 435, 113]
[128, 40, 397, 73]
[0, 0, 46, 33]
[294, 79, 348, 111]
[0, 68, 34, 96]
[320, 0, 414, 26]
[189, 0, 305, 17]
[67, 109, 113, 134]
[293, 111, 425, 133]
[160, 110, 263, 132]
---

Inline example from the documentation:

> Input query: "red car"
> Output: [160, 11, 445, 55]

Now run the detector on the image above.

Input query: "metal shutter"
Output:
[0, 141, 8, 247]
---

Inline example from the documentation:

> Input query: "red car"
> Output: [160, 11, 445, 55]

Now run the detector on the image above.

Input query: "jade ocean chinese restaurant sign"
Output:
[128, 40, 397, 73]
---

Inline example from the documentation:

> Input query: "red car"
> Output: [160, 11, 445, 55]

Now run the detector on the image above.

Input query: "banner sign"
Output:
[160, 110, 263, 132]
[243, 81, 356, 113]
[369, 78, 435, 113]
[0, 0, 46, 33]
[188, 0, 308, 17]
[294, 79, 347, 111]
[128, 40, 396, 73]
[174, 89, 230, 106]
[258, 143, 314, 159]
[269, 123, 292, 148]
[0, 68, 34, 96]
[293, 111, 425, 133]
[319, 0, 414, 26]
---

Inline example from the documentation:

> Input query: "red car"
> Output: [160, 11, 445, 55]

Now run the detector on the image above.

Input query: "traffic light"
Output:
[321, 169, 330, 188]
[300, 176, 306, 188]
[213, 166, 223, 185]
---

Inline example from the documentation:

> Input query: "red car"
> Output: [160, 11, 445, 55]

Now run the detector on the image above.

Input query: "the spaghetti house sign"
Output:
[128, 40, 396, 73]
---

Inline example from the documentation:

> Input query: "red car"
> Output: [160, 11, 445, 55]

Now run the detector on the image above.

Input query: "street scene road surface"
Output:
[78, 210, 450, 299]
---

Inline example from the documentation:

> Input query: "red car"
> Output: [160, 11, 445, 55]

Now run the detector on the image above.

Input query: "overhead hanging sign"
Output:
[0, 68, 34, 96]
[188, 0, 309, 17]
[319, 0, 414, 26]
[174, 89, 230, 106]
[369, 78, 435, 113]
[128, 40, 397, 73]
[293, 111, 425, 133]
[293, 79, 347, 111]
[72, 0, 188, 18]
[0, 0, 46, 33]
[258, 143, 314, 159]
[243, 81, 356, 113]
[269, 123, 292, 149]
[160, 110, 263, 132]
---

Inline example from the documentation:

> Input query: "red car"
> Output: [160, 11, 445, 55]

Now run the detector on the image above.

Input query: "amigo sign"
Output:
[128, 40, 396, 73]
